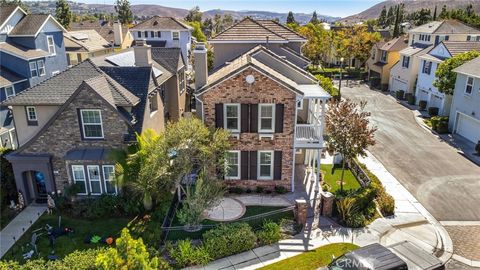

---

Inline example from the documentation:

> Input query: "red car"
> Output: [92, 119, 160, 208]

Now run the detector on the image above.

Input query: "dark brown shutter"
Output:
[275, 104, 284, 133]
[250, 104, 258, 133]
[215, 103, 223, 128]
[241, 104, 250, 133]
[249, 151, 257, 180]
[274, 151, 282, 180]
[241, 151, 249, 179]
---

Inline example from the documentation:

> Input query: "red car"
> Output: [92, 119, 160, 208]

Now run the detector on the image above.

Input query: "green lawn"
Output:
[166, 206, 294, 241]
[321, 164, 361, 192]
[258, 243, 359, 270]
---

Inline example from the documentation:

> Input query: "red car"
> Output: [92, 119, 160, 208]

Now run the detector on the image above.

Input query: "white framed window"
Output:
[80, 109, 104, 139]
[465, 76, 474, 95]
[37, 60, 45, 76]
[144, 31, 148, 38]
[402, 56, 410, 68]
[72, 165, 87, 195]
[380, 51, 387, 62]
[225, 151, 240, 180]
[47, 36, 55, 55]
[172, 31, 180, 40]
[103, 165, 117, 195]
[258, 151, 274, 180]
[422, 61, 432, 75]
[296, 99, 303, 109]
[258, 103, 275, 133]
[87, 165, 102, 195]
[157, 31, 161, 38]
[4, 85, 15, 98]
[137, 31, 142, 38]
[224, 104, 240, 132]
[26, 106, 37, 121]
[29, 61, 38, 77]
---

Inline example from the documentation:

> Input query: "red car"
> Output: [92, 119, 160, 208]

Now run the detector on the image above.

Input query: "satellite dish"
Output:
[246, 75, 255, 84]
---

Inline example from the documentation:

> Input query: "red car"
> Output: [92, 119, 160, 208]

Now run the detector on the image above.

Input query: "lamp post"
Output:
[338, 57, 344, 99]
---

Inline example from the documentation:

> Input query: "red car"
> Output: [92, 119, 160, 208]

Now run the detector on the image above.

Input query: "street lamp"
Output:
[338, 57, 344, 99]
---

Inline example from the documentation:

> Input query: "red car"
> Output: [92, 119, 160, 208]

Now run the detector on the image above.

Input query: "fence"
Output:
[347, 159, 372, 187]
[159, 191, 182, 246]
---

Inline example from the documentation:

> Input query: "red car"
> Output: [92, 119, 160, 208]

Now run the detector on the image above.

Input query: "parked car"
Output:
[328, 241, 443, 270]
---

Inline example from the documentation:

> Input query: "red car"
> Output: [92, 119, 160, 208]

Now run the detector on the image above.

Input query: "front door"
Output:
[33, 171, 47, 201]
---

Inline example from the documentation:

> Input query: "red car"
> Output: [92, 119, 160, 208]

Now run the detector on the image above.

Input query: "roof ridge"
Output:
[96, 65, 142, 105]
[210, 17, 249, 40]
[249, 18, 286, 40]
[259, 19, 306, 40]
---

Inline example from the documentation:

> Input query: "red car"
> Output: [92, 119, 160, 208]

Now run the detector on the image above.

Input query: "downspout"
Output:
[291, 95, 300, 192]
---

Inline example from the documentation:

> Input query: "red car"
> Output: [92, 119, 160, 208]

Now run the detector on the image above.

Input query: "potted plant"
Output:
[396, 90, 405, 100]
[419, 100, 427, 110]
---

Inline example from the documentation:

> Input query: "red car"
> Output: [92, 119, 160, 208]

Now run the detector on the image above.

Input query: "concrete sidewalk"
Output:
[187, 151, 454, 269]
[0, 204, 46, 258]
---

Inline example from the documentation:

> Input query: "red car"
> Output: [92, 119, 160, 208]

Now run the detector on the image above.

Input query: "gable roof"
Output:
[380, 36, 408, 52]
[209, 17, 289, 42]
[0, 67, 26, 88]
[1, 59, 139, 106]
[0, 42, 50, 60]
[64, 30, 111, 52]
[131, 16, 192, 31]
[453, 56, 480, 78]
[69, 20, 130, 44]
[410, 20, 480, 35]
[151, 47, 184, 73]
[9, 14, 66, 37]
[256, 20, 306, 41]
[0, 5, 25, 29]
[442, 41, 480, 57]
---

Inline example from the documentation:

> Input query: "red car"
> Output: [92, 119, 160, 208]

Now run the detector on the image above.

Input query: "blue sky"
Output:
[84, 0, 385, 17]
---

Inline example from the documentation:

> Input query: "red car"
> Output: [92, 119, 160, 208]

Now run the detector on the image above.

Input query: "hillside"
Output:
[342, 0, 480, 22]
[24, 1, 340, 24]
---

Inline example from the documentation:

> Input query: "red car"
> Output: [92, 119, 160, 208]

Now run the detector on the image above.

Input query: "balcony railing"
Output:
[295, 124, 322, 142]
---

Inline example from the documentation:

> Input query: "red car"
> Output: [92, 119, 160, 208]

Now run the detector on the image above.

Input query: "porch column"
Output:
[321, 101, 326, 135]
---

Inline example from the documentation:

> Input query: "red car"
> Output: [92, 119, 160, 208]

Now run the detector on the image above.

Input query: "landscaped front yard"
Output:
[258, 243, 359, 270]
[321, 164, 361, 192]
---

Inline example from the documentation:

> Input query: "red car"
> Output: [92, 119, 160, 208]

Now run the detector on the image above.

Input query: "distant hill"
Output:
[24, 1, 340, 24]
[341, 0, 480, 23]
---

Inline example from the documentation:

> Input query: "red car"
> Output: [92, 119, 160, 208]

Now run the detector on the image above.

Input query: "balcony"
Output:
[295, 124, 323, 148]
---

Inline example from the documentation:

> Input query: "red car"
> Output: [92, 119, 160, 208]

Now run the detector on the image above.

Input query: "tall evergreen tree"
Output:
[393, 5, 401, 37]
[439, 5, 449, 19]
[185, 6, 202, 23]
[433, 5, 437, 20]
[55, 0, 72, 28]
[310, 11, 320, 24]
[378, 6, 387, 27]
[386, 6, 395, 26]
[115, 0, 133, 25]
[466, 4, 474, 17]
[286, 11, 296, 24]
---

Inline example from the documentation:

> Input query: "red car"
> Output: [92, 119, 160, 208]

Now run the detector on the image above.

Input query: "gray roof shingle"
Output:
[0, 5, 20, 27]
[0, 67, 26, 88]
[410, 20, 480, 35]
[151, 47, 184, 73]
[453, 56, 480, 77]
[69, 20, 130, 44]
[210, 17, 285, 41]
[131, 16, 192, 31]
[9, 14, 50, 36]
[443, 41, 480, 56]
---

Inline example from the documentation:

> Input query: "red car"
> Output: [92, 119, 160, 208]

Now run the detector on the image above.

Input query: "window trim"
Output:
[80, 109, 104, 139]
[258, 103, 276, 133]
[402, 56, 410, 68]
[47, 35, 55, 55]
[224, 103, 240, 133]
[257, 150, 274, 180]
[137, 31, 142, 38]
[87, 165, 102, 195]
[26, 106, 37, 121]
[225, 150, 240, 180]
[465, 76, 474, 95]
[296, 99, 303, 109]
[37, 59, 46, 76]
[172, 31, 180, 41]
[144, 31, 148, 38]
[102, 165, 117, 195]
[4, 84, 15, 98]
[72, 165, 88, 195]
[422, 60, 432, 75]
[380, 50, 387, 62]
[157, 31, 161, 38]
[29, 61, 38, 77]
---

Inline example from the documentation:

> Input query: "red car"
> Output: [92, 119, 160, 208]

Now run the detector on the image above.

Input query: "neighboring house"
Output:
[366, 36, 408, 90]
[69, 20, 133, 50]
[415, 41, 480, 116]
[91, 44, 188, 122]
[390, 20, 480, 95]
[130, 16, 192, 64]
[64, 30, 114, 66]
[209, 17, 309, 69]
[194, 43, 330, 191]
[0, 5, 68, 101]
[1, 42, 187, 203]
[448, 57, 480, 144]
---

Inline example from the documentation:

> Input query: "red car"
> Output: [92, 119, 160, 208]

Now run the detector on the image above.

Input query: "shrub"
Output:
[428, 107, 439, 116]
[336, 197, 358, 223]
[316, 75, 339, 98]
[256, 186, 265, 193]
[168, 239, 211, 267]
[203, 223, 257, 259]
[377, 190, 395, 216]
[406, 93, 415, 105]
[274, 186, 288, 194]
[346, 212, 367, 228]
[0, 148, 16, 206]
[257, 221, 282, 245]
[430, 117, 439, 130]
[437, 121, 449, 134]
[396, 90, 405, 100]
[321, 182, 330, 192]
[229, 187, 244, 194]
[419, 100, 427, 110]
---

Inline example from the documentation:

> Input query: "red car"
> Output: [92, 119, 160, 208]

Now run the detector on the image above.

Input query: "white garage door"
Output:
[392, 79, 407, 92]
[456, 113, 480, 143]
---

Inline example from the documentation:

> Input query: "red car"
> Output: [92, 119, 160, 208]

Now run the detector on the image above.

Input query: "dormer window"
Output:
[80, 109, 104, 139]
[47, 36, 55, 55]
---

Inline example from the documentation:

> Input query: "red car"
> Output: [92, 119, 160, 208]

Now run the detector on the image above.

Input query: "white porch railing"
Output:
[295, 124, 322, 142]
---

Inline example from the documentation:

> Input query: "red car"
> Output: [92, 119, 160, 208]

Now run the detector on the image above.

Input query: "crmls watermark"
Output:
[331, 258, 365, 268]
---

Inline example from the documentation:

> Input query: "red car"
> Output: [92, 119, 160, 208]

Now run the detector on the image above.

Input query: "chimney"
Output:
[194, 42, 208, 90]
[113, 21, 123, 47]
[134, 40, 152, 67]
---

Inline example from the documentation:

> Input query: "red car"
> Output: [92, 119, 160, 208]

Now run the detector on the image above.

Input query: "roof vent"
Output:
[153, 21, 158, 26]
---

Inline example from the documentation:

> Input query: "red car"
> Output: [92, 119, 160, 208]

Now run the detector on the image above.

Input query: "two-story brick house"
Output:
[449, 57, 480, 144]
[194, 43, 329, 192]
[2, 43, 187, 204]
[130, 16, 192, 65]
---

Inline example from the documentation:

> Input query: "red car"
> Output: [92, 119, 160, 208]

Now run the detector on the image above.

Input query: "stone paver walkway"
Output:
[0, 204, 46, 258]
[444, 225, 480, 261]
[206, 198, 246, 222]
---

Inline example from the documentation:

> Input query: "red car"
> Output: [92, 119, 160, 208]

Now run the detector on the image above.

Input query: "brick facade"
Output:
[19, 85, 129, 191]
[200, 67, 297, 191]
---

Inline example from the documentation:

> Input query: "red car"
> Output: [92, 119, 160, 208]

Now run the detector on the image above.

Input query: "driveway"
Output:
[341, 83, 480, 222]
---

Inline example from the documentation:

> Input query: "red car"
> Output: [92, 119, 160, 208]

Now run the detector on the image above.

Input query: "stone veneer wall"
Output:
[200, 67, 297, 190]
[19, 85, 129, 191]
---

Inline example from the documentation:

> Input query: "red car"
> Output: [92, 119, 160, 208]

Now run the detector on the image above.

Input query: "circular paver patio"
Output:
[205, 197, 246, 221]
